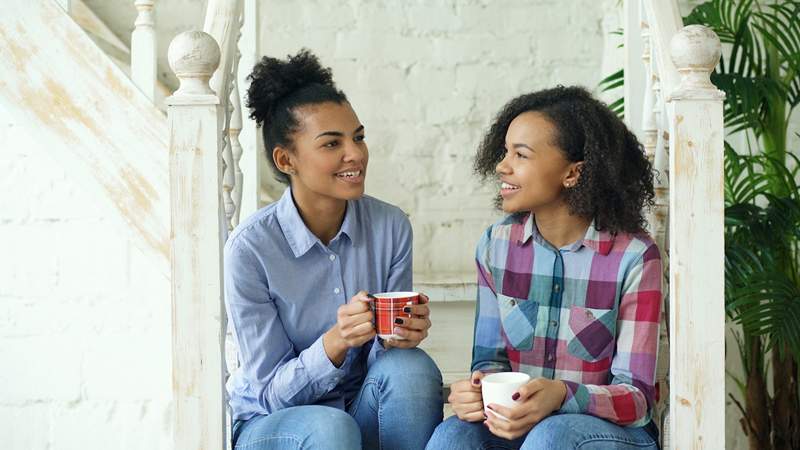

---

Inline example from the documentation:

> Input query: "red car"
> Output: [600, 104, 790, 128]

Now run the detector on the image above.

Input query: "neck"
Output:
[291, 186, 347, 246]
[531, 202, 591, 249]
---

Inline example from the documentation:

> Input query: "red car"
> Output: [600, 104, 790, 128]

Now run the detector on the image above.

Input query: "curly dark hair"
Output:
[474, 85, 655, 235]
[246, 49, 348, 184]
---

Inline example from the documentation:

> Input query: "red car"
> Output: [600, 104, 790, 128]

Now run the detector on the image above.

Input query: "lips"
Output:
[335, 169, 364, 184]
[500, 181, 520, 197]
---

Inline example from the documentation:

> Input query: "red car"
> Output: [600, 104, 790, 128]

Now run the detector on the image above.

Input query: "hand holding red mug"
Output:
[323, 290, 376, 366]
[379, 292, 432, 349]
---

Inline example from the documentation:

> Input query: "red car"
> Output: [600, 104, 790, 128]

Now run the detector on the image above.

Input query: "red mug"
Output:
[371, 291, 420, 340]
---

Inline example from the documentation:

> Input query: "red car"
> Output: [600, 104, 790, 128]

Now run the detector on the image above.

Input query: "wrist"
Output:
[556, 380, 567, 407]
[323, 327, 347, 367]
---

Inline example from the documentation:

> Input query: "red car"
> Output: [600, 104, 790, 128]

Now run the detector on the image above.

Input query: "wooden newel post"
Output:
[166, 31, 227, 450]
[667, 25, 726, 449]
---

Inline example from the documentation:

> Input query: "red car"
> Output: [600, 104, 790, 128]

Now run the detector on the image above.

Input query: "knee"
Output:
[299, 406, 361, 448]
[522, 415, 576, 450]
[375, 348, 442, 382]
[426, 416, 484, 450]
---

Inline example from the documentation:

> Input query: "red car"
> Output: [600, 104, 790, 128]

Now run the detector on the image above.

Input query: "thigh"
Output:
[426, 415, 525, 450]
[349, 348, 443, 450]
[521, 414, 658, 450]
[233, 405, 361, 450]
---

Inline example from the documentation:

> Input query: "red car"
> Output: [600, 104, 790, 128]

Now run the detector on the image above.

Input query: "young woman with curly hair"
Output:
[225, 49, 442, 450]
[427, 86, 662, 450]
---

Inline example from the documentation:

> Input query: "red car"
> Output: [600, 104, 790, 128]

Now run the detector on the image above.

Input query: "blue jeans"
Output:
[233, 348, 443, 450]
[426, 414, 658, 450]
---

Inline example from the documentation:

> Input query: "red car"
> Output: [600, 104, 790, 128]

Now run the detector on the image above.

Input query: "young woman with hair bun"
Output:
[225, 49, 443, 450]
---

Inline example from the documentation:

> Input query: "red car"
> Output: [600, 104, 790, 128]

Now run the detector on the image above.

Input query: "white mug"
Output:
[481, 372, 531, 421]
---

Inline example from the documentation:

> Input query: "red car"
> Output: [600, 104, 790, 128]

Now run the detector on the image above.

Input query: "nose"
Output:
[343, 139, 367, 164]
[496, 152, 511, 175]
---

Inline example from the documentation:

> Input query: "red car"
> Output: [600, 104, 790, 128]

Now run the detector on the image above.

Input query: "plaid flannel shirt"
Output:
[472, 213, 662, 427]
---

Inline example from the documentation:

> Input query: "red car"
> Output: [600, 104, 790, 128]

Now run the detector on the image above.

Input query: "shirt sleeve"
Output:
[368, 211, 413, 366]
[558, 243, 662, 426]
[225, 240, 346, 413]
[471, 226, 511, 373]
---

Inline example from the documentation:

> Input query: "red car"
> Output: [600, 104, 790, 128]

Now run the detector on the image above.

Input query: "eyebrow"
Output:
[511, 143, 534, 151]
[315, 125, 365, 140]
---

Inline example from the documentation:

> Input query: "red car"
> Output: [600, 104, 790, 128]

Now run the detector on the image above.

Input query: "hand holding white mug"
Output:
[448, 370, 487, 422]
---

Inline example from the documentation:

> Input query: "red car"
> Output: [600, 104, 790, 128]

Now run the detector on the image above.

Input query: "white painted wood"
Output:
[237, 0, 262, 217]
[623, 0, 645, 137]
[204, 0, 244, 232]
[55, 0, 71, 13]
[0, 0, 169, 276]
[230, 78, 244, 227]
[132, 0, 157, 101]
[70, 0, 130, 57]
[642, 0, 682, 101]
[666, 25, 726, 450]
[166, 30, 227, 450]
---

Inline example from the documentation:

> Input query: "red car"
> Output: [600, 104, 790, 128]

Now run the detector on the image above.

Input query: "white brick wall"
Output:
[0, 108, 171, 450]
[258, 0, 617, 284]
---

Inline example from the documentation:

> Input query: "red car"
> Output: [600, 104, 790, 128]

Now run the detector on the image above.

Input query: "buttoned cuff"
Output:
[303, 335, 347, 392]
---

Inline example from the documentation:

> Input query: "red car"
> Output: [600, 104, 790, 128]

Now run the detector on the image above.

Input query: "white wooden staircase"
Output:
[0, 1, 727, 448]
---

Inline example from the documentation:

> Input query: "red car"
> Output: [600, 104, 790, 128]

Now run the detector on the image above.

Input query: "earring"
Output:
[288, 169, 296, 175]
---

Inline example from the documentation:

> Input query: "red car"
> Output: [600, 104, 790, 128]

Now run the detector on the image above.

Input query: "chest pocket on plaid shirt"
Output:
[496, 294, 539, 351]
[567, 306, 617, 362]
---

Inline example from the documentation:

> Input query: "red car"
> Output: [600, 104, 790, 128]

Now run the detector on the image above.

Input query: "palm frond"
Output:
[727, 272, 800, 358]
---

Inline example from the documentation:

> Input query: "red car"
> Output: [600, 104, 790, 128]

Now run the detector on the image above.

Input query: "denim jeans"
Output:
[425, 413, 659, 450]
[233, 348, 443, 450]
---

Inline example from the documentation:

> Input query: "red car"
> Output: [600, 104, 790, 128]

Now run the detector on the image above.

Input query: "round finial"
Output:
[168, 31, 221, 96]
[670, 25, 721, 91]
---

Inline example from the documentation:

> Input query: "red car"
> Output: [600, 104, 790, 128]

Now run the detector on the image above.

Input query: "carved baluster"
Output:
[230, 78, 244, 227]
[131, 0, 156, 101]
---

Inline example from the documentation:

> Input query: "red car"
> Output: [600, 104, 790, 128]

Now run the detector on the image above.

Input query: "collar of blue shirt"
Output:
[275, 187, 361, 257]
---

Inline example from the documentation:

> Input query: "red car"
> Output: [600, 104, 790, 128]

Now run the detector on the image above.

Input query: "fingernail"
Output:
[394, 318, 403, 324]
[512, 392, 520, 401]
[403, 306, 411, 313]
[472, 378, 481, 386]
[367, 294, 376, 300]
[487, 404, 495, 411]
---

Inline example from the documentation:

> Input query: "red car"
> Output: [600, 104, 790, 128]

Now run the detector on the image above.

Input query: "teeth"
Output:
[337, 170, 361, 178]
[501, 182, 520, 190]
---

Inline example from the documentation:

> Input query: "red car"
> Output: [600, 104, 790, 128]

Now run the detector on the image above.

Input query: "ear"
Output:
[273, 146, 296, 176]
[563, 161, 584, 188]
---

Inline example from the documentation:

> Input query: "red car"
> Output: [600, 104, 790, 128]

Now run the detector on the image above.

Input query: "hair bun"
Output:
[245, 49, 336, 127]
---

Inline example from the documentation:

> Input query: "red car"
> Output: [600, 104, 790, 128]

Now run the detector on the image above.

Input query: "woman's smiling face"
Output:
[495, 111, 579, 214]
[275, 101, 369, 202]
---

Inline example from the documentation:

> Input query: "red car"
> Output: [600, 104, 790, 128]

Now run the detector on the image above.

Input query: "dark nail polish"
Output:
[472, 378, 481, 386]
[403, 306, 411, 313]
[487, 405, 494, 411]
[394, 318, 403, 324]
[512, 392, 520, 401]
[367, 294, 376, 300]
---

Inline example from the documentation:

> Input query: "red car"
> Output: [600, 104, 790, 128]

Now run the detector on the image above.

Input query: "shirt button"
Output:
[585, 310, 594, 319]
[550, 320, 558, 327]
[329, 254, 336, 261]
[510, 299, 516, 306]
[334, 288, 341, 294]
[553, 284, 561, 293]
[547, 354, 554, 362]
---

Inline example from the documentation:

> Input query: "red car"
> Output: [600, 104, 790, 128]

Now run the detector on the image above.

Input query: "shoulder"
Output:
[612, 231, 661, 264]
[479, 213, 525, 246]
[225, 202, 282, 255]
[356, 195, 411, 230]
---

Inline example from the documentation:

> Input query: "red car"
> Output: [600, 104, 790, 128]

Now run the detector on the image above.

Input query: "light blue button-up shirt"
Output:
[224, 188, 412, 421]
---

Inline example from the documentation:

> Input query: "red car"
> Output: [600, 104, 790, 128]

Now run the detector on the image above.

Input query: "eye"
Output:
[516, 151, 528, 159]
[323, 140, 340, 148]
[354, 134, 366, 142]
